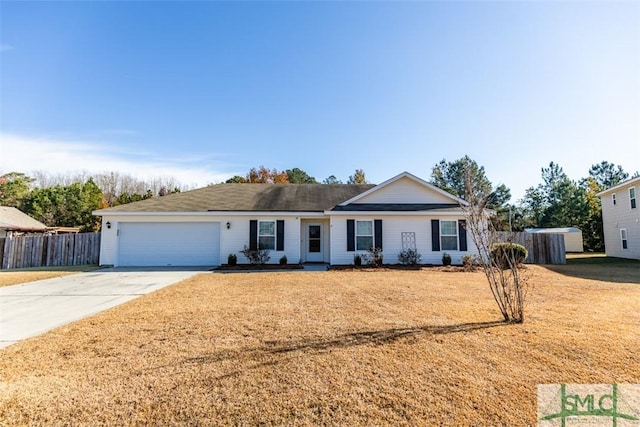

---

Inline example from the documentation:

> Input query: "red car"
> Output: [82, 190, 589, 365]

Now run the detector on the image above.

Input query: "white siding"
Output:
[354, 176, 456, 204]
[99, 214, 303, 266]
[330, 215, 476, 265]
[222, 216, 301, 264]
[118, 222, 220, 267]
[600, 182, 640, 260]
[99, 216, 224, 266]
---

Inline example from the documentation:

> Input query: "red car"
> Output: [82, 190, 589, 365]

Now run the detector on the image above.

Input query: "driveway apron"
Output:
[0, 268, 207, 349]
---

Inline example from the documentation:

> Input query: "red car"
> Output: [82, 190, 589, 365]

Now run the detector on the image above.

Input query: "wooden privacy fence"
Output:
[0, 232, 101, 270]
[495, 232, 566, 265]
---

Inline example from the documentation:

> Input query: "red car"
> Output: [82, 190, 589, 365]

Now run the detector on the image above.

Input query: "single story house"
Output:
[525, 228, 584, 253]
[93, 172, 476, 267]
[597, 176, 640, 260]
[0, 206, 48, 238]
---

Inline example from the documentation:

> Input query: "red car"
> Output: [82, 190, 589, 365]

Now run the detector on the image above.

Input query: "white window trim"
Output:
[612, 193, 616, 205]
[440, 220, 459, 251]
[258, 220, 276, 250]
[630, 187, 636, 209]
[620, 228, 628, 250]
[355, 220, 374, 251]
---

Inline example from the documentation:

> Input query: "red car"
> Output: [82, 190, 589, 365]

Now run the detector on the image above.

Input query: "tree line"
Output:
[1, 160, 635, 250]
[430, 157, 635, 251]
[0, 171, 182, 232]
[225, 166, 369, 184]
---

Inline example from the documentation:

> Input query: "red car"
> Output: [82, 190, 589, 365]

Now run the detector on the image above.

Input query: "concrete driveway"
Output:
[0, 267, 209, 349]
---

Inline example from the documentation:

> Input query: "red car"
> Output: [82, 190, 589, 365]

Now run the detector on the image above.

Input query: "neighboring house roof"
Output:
[0, 206, 48, 231]
[94, 184, 376, 213]
[525, 227, 582, 233]
[596, 176, 640, 196]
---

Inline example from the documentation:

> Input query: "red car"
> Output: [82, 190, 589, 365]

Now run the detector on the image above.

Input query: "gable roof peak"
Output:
[338, 171, 468, 206]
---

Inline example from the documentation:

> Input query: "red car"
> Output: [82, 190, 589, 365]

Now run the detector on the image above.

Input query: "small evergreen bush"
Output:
[353, 254, 362, 266]
[490, 243, 528, 269]
[279, 255, 288, 265]
[227, 253, 237, 266]
[442, 252, 452, 266]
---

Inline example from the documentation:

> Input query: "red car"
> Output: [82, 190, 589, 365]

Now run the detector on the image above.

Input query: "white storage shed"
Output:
[525, 228, 584, 253]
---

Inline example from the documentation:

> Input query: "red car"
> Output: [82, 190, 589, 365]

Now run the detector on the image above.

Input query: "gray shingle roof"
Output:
[94, 184, 377, 213]
[0, 206, 48, 230]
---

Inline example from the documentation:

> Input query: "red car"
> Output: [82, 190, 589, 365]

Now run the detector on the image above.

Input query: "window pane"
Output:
[309, 239, 321, 252]
[356, 221, 372, 235]
[259, 221, 275, 235]
[441, 236, 458, 251]
[630, 188, 636, 198]
[309, 225, 321, 239]
[357, 236, 373, 251]
[440, 220, 457, 236]
[259, 236, 275, 250]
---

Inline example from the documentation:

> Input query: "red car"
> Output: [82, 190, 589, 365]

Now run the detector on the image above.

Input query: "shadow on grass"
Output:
[179, 320, 511, 378]
[263, 320, 510, 354]
[544, 255, 640, 284]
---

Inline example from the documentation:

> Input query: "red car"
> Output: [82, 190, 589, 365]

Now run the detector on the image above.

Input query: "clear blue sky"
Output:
[1, 1, 638, 201]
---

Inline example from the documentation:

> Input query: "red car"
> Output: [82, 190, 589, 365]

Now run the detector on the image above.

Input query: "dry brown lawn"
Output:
[0, 265, 638, 426]
[0, 265, 100, 288]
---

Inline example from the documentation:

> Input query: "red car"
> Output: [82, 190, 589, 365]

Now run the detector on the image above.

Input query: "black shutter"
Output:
[276, 220, 285, 251]
[458, 220, 467, 251]
[347, 219, 355, 251]
[431, 219, 440, 251]
[374, 219, 383, 250]
[249, 220, 258, 250]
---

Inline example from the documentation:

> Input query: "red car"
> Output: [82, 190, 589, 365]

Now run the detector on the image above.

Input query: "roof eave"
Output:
[596, 176, 640, 196]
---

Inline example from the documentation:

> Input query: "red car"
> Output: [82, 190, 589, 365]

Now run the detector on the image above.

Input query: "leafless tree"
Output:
[29, 170, 188, 207]
[462, 172, 529, 323]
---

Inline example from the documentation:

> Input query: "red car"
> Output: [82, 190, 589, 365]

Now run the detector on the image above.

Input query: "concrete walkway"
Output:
[0, 268, 208, 349]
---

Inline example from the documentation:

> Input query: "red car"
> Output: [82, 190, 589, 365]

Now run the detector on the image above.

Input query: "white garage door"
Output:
[117, 222, 220, 267]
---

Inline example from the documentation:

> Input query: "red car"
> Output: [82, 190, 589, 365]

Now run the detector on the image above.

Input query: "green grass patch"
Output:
[546, 254, 639, 284]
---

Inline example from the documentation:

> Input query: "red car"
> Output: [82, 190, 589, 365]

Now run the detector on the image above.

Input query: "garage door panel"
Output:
[118, 222, 220, 267]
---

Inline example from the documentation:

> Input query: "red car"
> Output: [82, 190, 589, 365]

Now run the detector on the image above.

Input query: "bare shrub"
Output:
[398, 248, 422, 265]
[462, 175, 529, 323]
[240, 245, 271, 265]
[362, 247, 383, 267]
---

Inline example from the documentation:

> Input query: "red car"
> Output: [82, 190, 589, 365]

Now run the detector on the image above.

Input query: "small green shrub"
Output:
[490, 243, 528, 269]
[353, 254, 362, 266]
[398, 248, 422, 265]
[279, 255, 288, 265]
[227, 253, 237, 266]
[442, 252, 452, 266]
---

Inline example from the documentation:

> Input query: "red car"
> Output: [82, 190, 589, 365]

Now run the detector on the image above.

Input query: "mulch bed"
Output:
[214, 264, 304, 271]
[328, 264, 478, 272]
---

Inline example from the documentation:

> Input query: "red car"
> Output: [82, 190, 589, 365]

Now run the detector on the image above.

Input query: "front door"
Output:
[306, 224, 323, 262]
